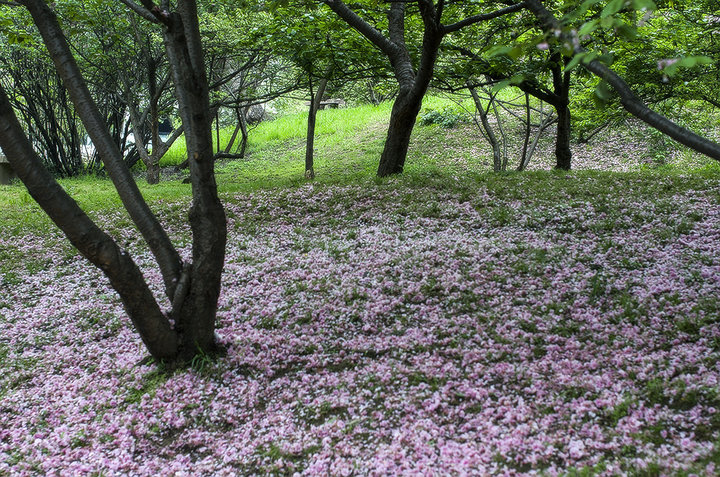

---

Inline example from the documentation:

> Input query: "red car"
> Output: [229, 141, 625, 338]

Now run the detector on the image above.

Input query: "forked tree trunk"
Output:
[468, 85, 502, 172]
[16, 0, 226, 364]
[21, 0, 183, 301]
[0, 84, 179, 361]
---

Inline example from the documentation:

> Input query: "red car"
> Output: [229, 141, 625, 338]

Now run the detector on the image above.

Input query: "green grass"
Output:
[160, 102, 394, 167]
[1, 96, 719, 237]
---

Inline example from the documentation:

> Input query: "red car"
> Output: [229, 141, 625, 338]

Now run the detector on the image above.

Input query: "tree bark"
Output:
[551, 56, 572, 170]
[147, 56, 161, 185]
[162, 2, 227, 359]
[305, 75, 330, 179]
[0, 84, 179, 361]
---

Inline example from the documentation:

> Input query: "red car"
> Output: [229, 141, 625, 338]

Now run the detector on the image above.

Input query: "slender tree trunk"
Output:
[305, 75, 330, 179]
[238, 108, 248, 158]
[520, 93, 531, 168]
[147, 57, 161, 184]
[223, 108, 242, 154]
[468, 85, 502, 172]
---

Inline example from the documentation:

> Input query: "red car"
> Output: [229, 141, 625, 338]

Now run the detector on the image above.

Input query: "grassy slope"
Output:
[1, 100, 720, 474]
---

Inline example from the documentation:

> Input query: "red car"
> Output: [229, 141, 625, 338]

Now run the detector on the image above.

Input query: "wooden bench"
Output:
[304, 98, 347, 110]
[0, 154, 15, 185]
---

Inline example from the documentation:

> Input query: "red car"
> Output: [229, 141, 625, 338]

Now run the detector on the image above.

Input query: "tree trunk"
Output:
[468, 85, 502, 172]
[555, 103, 572, 170]
[305, 75, 330, 180]
[224, 108, 243, 154]
[238, 109, 249, 158]
[162, 3, 227, 359]
[147, 57, 161, 185]
[552, 57, 572, 170]
[520, 93, 531, 169]
[377, 89, 424, 176]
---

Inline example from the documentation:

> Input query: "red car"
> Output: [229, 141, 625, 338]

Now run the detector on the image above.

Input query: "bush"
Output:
[419, 108, 466, 128]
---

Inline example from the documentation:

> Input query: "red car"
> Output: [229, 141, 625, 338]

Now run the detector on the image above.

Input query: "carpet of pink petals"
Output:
[1, 176, 720, 475]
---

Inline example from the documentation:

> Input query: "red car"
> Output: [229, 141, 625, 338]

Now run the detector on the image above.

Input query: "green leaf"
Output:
[600, 16, 617, 29]
[595, 80, 612, 101]
[564, 52, 586, 72]
[485, 45, 514, 58]
[491, 79, 512, 93]
[631, 0, 656, 11]
[491, 75, 524, 93]
[601, 0, 625, 18]
[615, 23, 637, 40]
[578, 19, 599, 36]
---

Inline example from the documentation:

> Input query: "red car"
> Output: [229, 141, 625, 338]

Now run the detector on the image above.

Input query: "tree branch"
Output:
[119, 0, 159, 23]
[323, 0, 401, 58]
[442, 2, 527, 34]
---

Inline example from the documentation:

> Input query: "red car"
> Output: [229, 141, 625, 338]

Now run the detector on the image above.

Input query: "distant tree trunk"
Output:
[520, 93, 531, 168]
[323, 0, 441, 177]
[518, 106, 556, 171]
[238, 109, 248, 158]
[223, 107, 243, 155]
[305, 74, 330, 179]
[468, 85, 502, 172]
[147, 56, 161, 184]
[552, 56, 572, 170]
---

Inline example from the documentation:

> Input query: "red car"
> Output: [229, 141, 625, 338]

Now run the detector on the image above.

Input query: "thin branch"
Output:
[442, 2, 527, 34]
[119, 0, 159, 23]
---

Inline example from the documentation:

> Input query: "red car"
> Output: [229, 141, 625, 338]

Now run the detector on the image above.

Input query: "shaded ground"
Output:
[1, 172, 719, 475]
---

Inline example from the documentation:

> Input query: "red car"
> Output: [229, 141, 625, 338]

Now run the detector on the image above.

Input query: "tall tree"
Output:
[322, 0, 525, 176]
[0, 0, 226, 364]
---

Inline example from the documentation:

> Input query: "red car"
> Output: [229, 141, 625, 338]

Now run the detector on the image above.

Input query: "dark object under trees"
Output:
[0, 0, 226, 364]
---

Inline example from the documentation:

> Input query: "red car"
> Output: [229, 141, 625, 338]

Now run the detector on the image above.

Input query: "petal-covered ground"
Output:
[1, 173, 720, 475]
